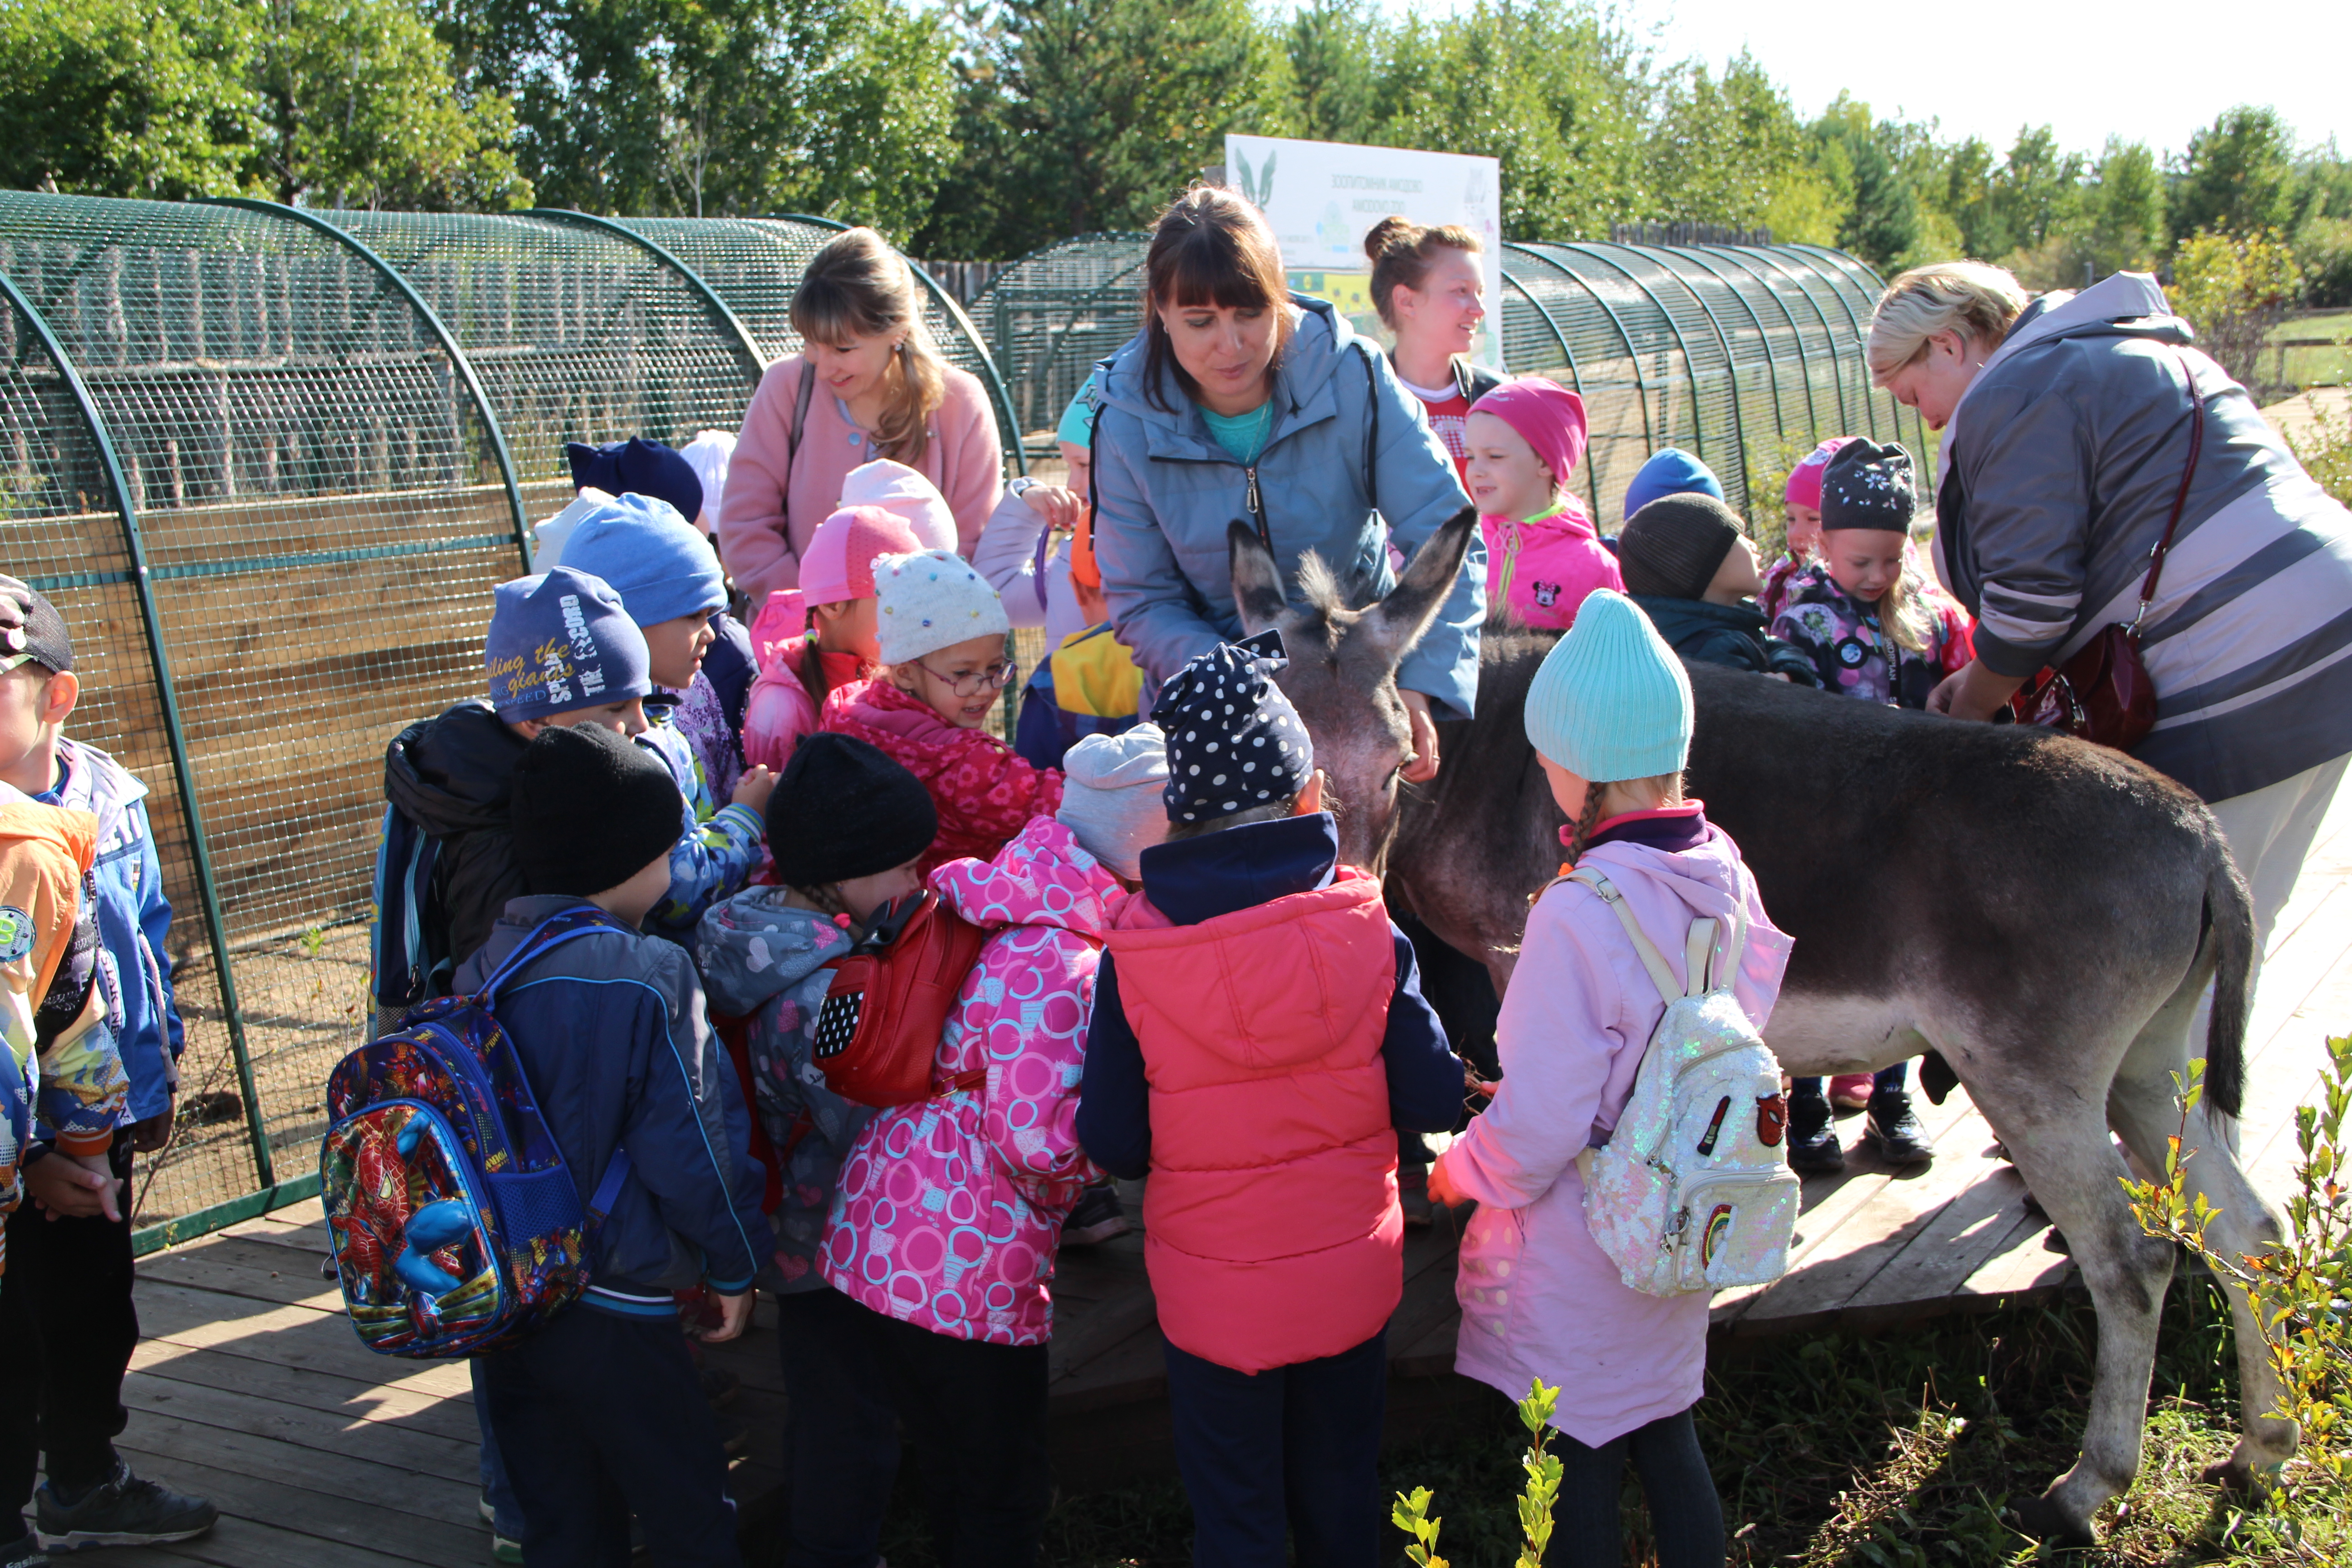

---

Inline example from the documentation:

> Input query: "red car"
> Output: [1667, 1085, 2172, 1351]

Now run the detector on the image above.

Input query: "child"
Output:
[1770, 441, 1969, 1171]
[696, 734, 936, 1568]
[819, 725, 1171, 1563]
[838, 458, 958, 552]
[1464, 379, 1621, 630]
[461, 723, 772, 1568]
[0, 579, 215, 1557]
[1620, 447, 1725, 520]
[741, 505, 921, 772]
[1619, 494, 1819, 686]
[1759, 436, 1854, 622]
[556, 497, 776, 939]
[374, 566, 653, 1035]
[823, 549, 1063, 875]
[1426, 590, 1791, 1568]
[1074, 633, 1462, 1568]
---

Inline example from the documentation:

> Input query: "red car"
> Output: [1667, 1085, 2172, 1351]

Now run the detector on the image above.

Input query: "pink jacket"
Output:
[820, 678, 1063, 877]
[820, 818, 1113, 1345]
[1435, 820, 1790, 1446]
[716, 354, 1004, 608]
[743, 636, 870, 774]
[1482, 500, 1622, 629]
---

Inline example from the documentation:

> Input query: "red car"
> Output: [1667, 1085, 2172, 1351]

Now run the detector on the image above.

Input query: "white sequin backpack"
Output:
[1567, 867, 1800, 1297]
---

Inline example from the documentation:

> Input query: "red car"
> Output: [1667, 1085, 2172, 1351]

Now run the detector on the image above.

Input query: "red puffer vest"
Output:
[1108, 868, 1402, 1372]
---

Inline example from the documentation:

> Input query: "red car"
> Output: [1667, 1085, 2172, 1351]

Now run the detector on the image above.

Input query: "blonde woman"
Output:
[718, 228, 1004, 608]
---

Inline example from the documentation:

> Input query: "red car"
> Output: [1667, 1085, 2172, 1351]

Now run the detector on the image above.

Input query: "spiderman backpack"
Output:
[811, 889, 988, 1107]
[319, 906, 633, 1358]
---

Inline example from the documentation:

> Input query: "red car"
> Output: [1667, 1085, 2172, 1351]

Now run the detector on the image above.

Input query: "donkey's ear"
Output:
[1229, 519, 1289, 634]
[1367, 505, 1478, 667]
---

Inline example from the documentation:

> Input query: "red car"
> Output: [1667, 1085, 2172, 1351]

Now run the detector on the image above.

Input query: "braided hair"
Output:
[1561, 782, 1609, 868]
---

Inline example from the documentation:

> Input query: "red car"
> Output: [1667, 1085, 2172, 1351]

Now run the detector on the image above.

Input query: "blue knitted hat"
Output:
[1622, 448, 1723, 520]
[1523, 589, 1691, 781]
[554, 493, 726, 627]
[485, 566, 653, 721]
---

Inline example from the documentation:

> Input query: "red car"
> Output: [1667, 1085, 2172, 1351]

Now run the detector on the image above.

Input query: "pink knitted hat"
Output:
[1468, 377, 1588, 490]
[1784, 436, 1858, 512]
[838, 460, 956, 551]
[800, 505, 923, 606]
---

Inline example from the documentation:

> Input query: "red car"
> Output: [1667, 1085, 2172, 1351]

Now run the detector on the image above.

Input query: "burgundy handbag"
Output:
[2007, 352, 2204, 752]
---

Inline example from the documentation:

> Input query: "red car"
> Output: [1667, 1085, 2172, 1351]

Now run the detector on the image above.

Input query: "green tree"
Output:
[1812, 98, 1918, 269]
[1286, 0, 1383, 146]
[1644, 52, 1836, 242]
[0, 0, 255, 200]
[2173, 104, 2300, 241]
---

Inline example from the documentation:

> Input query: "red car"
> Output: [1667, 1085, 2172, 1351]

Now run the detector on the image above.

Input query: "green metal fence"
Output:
[975, 232, 1930, 525]
[0, 194, 1019, 1253]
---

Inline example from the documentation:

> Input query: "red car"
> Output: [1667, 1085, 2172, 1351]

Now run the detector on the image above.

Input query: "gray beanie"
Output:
[1055, 725, 1171, 880]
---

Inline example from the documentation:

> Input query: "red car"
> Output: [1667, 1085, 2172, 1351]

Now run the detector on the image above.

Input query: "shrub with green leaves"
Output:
[1393, 1379, 1564, 1568]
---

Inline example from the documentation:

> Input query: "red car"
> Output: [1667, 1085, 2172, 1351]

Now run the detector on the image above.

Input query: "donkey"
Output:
[1227, 508, 2296, 1547]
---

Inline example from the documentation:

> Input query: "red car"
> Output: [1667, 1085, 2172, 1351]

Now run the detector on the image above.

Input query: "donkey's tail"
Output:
[2203, 845, 2256, 1120]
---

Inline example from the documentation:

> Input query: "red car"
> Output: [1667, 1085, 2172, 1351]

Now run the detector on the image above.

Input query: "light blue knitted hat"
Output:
[1524, 589, 1692, 780]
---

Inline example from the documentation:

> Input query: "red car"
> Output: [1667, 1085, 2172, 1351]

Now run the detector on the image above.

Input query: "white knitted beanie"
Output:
[874, 549, 1012, 665]
[1055, 724, 1170, 880]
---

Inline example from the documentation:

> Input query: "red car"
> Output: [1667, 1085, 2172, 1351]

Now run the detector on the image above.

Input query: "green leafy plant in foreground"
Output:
[1393, 1379, 1562, 1568]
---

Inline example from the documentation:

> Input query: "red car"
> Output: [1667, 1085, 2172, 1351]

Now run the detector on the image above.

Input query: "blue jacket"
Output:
[1090, 295, 1485, 719]
[456, 897, 774, 1313]
[1073, 812, 1462, 1179]
[43, 739, 181, 1124]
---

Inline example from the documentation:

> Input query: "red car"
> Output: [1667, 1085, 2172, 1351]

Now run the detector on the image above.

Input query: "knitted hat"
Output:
[766, 733, 936, 888]
[1618, 494, 1747, 601]
[801, 506, 923, 608]
[1055, 724, 1170, 879]
[1783, 436, 1857, 512]
[1524, 589, 1692, 782]
[485, 566, 654, 721]
[1467, 378, 1587, 492]
[874, 549, 1010, 665]
[1055, 374, 1102, 449]
[554, 493, 727, 627]
[532, 490, 608, 566]
[680, 430, 735, 525]
[840, 460, 956, 552]
[1818, 440, 1916, 534]
[1151, 631, 1314, 823]
[565, 437, 705, 527]
[1622, 449, 1724, 519]
[508, 723, 684, 897]
[0, 575, 73, 674]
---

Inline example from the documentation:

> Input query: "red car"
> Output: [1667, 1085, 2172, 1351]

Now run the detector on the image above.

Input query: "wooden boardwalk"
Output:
[65, 789, 2352, 1564]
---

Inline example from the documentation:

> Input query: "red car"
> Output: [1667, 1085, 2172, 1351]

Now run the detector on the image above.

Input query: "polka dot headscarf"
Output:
[1150, 630, 1315, 823]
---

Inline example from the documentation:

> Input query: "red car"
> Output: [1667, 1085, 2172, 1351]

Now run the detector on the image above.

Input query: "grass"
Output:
[760, 1276, 2345, 1567]
[2266, 311, 2352, 392]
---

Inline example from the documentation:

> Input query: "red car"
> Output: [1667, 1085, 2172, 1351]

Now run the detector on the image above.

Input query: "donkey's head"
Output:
[1227, 506, 1480, 872]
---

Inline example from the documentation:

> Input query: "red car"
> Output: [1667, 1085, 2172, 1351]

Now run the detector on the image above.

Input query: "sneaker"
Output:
[1060, 1184, 1130, 1247]
[1787, 1093, 1844, 1176]
[1, 1524, 47, 1568]
[1862, 1093, 1935, 1167]
[1399, 1165, 1435, 1229]
[34, 1461, 216, 1550]
[492, 1535, 523, 1564]
[1828, 1073, 1875, 1111]
[699, 1365, 741, 1411]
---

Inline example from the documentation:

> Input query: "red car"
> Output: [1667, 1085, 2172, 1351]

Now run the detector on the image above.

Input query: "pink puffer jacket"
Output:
[819, 816, 1113, 1345]
[1482, 500, 1622, 630]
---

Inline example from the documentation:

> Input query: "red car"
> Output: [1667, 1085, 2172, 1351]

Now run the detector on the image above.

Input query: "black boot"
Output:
[1787, 1091, 1844, 1175]
[1863, 1092, 1935, 1166]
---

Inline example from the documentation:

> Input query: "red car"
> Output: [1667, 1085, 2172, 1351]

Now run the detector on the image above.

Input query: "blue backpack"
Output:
[320, 907, 634, 1358]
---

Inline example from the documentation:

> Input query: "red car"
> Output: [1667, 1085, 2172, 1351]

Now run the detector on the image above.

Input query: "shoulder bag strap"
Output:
[2130, 350, 2207, 637]
[585, 1146, 633, 1228]
[475, 908, 629, 1007]
[788, 359, 815, 468]
[1565, 867, 1686, 1002]
[1358, 342, 1380, 517]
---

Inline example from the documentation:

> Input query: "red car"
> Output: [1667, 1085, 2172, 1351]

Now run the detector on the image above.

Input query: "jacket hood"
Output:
[692, 890, 853, 1015]
[932, 815, 1123, 940]
[52, 738, 148, 837]
[1095, 294, 1357, 440]
[1133, 812, 1338, 926]
[1580, 823, 1763, 941]
[385, 700, 526, 838]
[1945, 271, 2190, 471]
[1631, 594, 1766, 640]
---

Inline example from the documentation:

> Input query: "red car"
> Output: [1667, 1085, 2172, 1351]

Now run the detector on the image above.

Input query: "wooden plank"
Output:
[66, 1514, 431, 1568]
[120, 1376, 478, 1485]
[130, 1341, 483, 1443]
[133, 1281, 473, 1400]
[1841, 1162, 2037, 1322]
[141, 1235, 346, 1310]
[1953, 1214, 2076, 1303]
[1053, 1321, 1167, 1415]
[107, 1444, 479, 1567]
[1390, 1308, 1461, 1381]
[111, 1412, 479, 1533]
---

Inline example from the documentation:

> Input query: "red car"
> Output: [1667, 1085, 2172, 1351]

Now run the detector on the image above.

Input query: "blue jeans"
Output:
[1790, 1061, 1908, 1100]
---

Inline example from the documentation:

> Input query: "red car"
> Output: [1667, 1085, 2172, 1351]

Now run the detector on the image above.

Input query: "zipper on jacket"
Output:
[1246, 463, 1269, 550]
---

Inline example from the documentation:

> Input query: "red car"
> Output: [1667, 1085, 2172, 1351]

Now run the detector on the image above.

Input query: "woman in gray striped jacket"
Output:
[1872, 259, 2352, 1045]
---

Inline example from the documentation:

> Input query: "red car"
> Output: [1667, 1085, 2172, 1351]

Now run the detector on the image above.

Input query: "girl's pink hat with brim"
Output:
[800, 505, 924, 607]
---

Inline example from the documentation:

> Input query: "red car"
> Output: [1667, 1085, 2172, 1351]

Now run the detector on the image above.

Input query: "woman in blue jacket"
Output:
[1090, 186, 1483, 780]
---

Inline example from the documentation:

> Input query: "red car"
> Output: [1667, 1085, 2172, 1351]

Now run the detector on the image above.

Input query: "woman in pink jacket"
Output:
[1464, 378, 1621, 628]
[1430, 591, 1791, 1568]
[716, 227, 1004, 608]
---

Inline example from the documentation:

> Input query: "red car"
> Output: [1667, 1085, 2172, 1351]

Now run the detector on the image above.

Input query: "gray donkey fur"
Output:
[1225, 509, 2296, 1547]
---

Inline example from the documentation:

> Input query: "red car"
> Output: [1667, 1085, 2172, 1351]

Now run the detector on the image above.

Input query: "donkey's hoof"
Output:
[2006, 1492, 2096, 1549]
[2199, 1456, 2275, 1499]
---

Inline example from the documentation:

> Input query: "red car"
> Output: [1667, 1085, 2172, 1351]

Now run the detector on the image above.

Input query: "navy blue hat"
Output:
[566, 437, 706, 525]
[1150, 631, 1314, 823]
[1622, 448, 1724, 520]
[485, 566, 653, 721]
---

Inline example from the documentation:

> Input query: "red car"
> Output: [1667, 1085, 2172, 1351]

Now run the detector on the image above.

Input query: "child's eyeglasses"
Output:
[914, 658, 1019, 697]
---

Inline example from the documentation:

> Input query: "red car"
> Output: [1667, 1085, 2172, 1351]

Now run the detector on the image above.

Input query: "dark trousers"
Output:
[476, 1306, 739, 1568]
[867, 1307, 1051, 1568]
[0, 1140, 137, 1521]
[1161, 1328, 1387, 1568]
[773, 1286, 900, 1568]
[1790, 1062, 1909, 1100]
[1548, 1407, 1723, 1568]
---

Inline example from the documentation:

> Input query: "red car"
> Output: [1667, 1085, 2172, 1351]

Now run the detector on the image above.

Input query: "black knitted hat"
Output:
[509, 723, 683, 897]
[767, 733, 936, 888]
[1617, 493, 1746, 600]
[1818, 439, 1916, 533]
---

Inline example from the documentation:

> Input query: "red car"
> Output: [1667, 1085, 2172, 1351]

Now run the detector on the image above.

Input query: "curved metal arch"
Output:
[1029, 254, 1149, 404]
[1788, 244, 1934, 460]
[1696, 245, 1822, 435]
[1539, 243, 1710, 466]
[1743, 247, 1855, 431]
[1661, 247, 1788, 449]
[529, 208, 769, 383]
[208, 198, 532, 570]
[0, 267, 271, 1186]
[1498, 269, 1603, 519]
[1503, 243, 1656, 452]
[1585, 243, 1748, 509]
[1770, 246, 1878, 440]
[1778, 246, 1911, 446]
